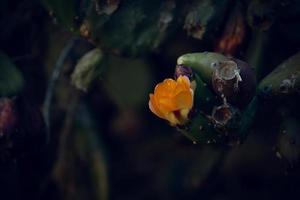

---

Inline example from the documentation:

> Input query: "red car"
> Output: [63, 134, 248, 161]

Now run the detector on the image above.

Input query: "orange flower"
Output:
[149, 75, 194, 126]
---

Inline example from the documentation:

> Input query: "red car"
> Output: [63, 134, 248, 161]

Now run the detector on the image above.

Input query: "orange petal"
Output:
[156, 95, 177, 113]
[154, 79, 176, 99]
[165, 112, 180, 126]
[173, 90, 193, 110]
[174, 76, 191, 96]
[154, 78, 178, 112]
[149, 76, 194, 125]
[149, 94, 165, 119]
[177, 76, 191, 89]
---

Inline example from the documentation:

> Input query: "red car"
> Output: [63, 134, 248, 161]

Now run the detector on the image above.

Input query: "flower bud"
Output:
[174, 65, 193, 80]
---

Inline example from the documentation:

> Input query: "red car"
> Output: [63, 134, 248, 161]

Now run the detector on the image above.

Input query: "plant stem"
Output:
[43, 37, 78, 143]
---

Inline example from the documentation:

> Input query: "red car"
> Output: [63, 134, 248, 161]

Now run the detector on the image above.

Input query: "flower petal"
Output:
[174, 76, 191, 96]
[149, 75, 194, 125]
[149, 94, 165, 119]
[174, 90, 193, 110]
[165, 112, 180, 126]
[177, 75, 191, 89]
[155, 79, 176, 98]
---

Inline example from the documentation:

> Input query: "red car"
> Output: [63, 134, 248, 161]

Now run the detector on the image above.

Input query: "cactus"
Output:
[2, 0, 300, 199]
[183, 0, 231, 40]
[258, 52, 300, 98]
[149, 50, 300, 147]
[153, 52, 256, 144]
[149, 50, 300, 146]
[41, 0, 236, 57]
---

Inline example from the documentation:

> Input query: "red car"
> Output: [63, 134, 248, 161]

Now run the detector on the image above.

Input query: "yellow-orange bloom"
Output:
[149, 75, 194, 126]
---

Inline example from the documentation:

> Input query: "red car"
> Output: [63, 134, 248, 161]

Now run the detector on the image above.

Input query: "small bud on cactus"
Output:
[174, 65, 193, 80]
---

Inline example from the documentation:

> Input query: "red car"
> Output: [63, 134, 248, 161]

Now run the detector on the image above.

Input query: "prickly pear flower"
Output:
[149, 75, 194, 126]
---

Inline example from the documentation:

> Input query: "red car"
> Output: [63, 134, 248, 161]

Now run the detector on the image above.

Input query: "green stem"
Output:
[43, 37, 78, 144]
[245, 30, 269, 81]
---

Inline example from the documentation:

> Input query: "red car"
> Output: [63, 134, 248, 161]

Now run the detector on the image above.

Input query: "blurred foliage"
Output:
[258, 52, 300, 98]
[42, 0, 78, 31]
[102, 55, 153, 110]
[0, 53, 24, 97]
[52, 104, 108, 200]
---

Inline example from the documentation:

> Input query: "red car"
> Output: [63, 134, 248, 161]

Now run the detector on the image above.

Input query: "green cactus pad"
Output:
[258, 52, 300, 98]
[177, 52, 228, 84]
